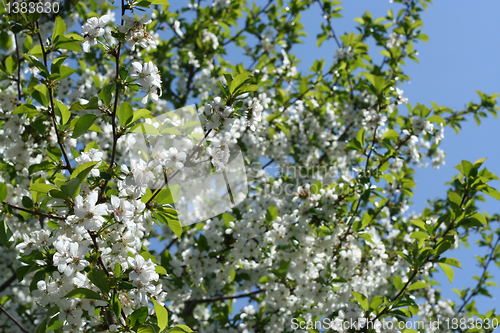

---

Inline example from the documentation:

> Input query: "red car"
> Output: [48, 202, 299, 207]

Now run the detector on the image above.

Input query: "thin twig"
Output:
[192, 289, 264, 304]
[35, 22, 73, 173]
[3, 202, 65, 221]
[145, 129, 212, 208]
[99, 0, 126, 202]
[14, 35, 22, 100]
[457, 233, 500, 313]
[0, 303, 30, 333]
[0, 273, 16, 294]
[315, 0, 342, 48]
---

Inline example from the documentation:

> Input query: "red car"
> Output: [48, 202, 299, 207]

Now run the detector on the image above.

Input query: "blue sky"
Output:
[294, 0, 500, 314]
[156, 0, 500, 316]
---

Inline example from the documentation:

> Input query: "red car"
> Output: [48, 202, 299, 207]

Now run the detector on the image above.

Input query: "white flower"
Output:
[108, 195, 134, 222]
[166, 147, 187, 170]
[130, 61, 162, 104]
[53, 238, 90, 276]
[201, 29, 219, 50]
[75, 148, 103, 177]
[131, 159, 156, 188]
[412, 117, 434, 135]
[246, 99, 264, 131]
[74, 191, 108, 230]
[207, 143, 230, 171]
[127, 255, 159, 287]
[119, 15, 155, 51]
[82, 15, 111, 53]
[173, 20, 184, 38]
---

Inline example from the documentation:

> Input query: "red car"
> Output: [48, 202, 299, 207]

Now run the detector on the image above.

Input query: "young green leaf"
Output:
[118, 102, 134, 127]
[153, 299, 169, 332]
[64, 288, 105, 301]
[0, 182, 7, 202]
[438, 263, 454, 283]
[351, 291, 369, 310]
[72, 114, 98, 138]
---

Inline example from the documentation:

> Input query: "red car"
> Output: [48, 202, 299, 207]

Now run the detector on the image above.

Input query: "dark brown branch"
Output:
[183, 289, 264, 317]
[315, 0, 342, 49]
[0, 273, 16, 294]
[35, 22, 73, 173]
[146, 129, 212, 208]
[14, 35, 22, 100]
[457, 234, 500, 313]
[0, 303, 31, 333]
[99, 0, 126, 203]
[3, 202, 65, 221]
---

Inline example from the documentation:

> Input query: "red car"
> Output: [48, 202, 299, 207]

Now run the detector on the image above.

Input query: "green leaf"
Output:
[99, 84, 115, 106]
[155, 265, 167, 275]
[438, 263, 454, 283]
[132, 109, 151, 124]
[72, 114, 98, 138]
[229, 73, 250, 94]
[58, 66, 75, 81]
[168, 325, 194, 332]
[32, 85, 49, 106]
[70, 161, 99, 180]
[155, 211, 182, 238]
[36, 318, 47, 333]
[130, 123, 161, 135]
[481, 186, 500, 202]
[275, 123, 289, 136]
[408, 281, 427, 291]
[52, 16, 66, 40]
[356, 127, 366, 146]
[0, 182, 7, 202]
[148, 0, 169, 5]
[5, 56, 16, 74]
[29, 183, 57, 194]
[64, 288, 105, 301]
[369, 295, 384, 311]
[153, 299, 169, 332]
[110, 293, 121, 318]
[55, 100, 71, 125]
[118, 102, 134, 127]
[393, 276, 403, 291]
[12, 103, 38, 115]
[46, 146, 62, 162]
[155, 185, 181, 205]
[351, 291, 369, 310]
[265, 206, 278, 222]
[60, 178, 83, 199]
[129, 306, 149, 327]
[382, 129, 399, 141]
[166, 214, 182, 238]
[427, 115, 446, 125]
[0, 220, 13, 248]
[87, 270, 110, 295]
[137, 325, 156, 333]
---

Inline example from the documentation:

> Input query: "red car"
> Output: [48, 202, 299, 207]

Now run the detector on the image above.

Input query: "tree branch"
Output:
[0, 273, 16, 294]
[35, 22, 73, 173]
[3, 202, 65, 221]
[0, 303, 31, 333]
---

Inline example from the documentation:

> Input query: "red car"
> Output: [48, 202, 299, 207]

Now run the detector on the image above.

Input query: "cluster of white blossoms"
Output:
[130, 61, 162, 104]
[75, 148, 104, 177]
[201, 29, 219, 50]
[118, 14, 157, 51]
[200, 96, 235, 130]
[82, 15, 111, 52]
